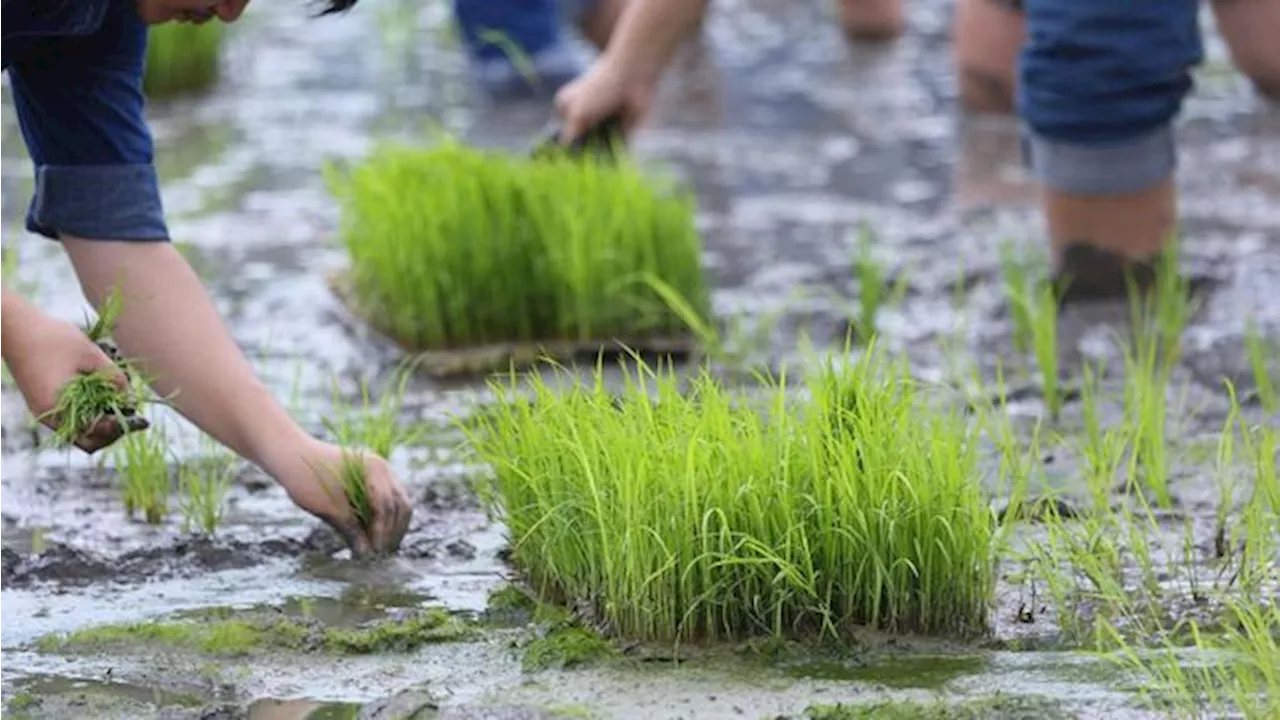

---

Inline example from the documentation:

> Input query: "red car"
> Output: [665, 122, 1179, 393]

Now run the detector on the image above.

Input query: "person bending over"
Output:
[0, 0, 412, 556]
[453, 0, 902, 103]
[555, 0, 1280, 300]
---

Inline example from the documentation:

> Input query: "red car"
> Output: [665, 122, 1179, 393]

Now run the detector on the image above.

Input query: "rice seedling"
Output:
[311, 449, 375, 536]
[1025, 281, 1062, 420]
[322, 368, 423, 459]
[324, 135, 709, 354]
[849, 224, 908, 344]
[466, 343, 995, 645]
[335, 450, 373, 533]
[110, 425, 174, 524]
[144, 22, 225, 98]
[1242, 320, 1276, 415]
[1117, 250, 1196, 509]
[997, 241, 1036, 354]
[179, 439, 236, 535]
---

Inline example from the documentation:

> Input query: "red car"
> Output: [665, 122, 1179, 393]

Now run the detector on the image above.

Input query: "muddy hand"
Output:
[292, 446, 413, 558]
[553, 59, 653, 145]
[73, 412, 151, 454]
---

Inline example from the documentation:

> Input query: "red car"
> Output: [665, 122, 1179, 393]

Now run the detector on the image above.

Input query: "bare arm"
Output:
[605, 0, 710, 85]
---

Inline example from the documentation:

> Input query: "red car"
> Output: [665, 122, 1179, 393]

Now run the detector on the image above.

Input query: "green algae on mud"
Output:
[468, 343, 995, 645]
[802, 693, 1073, 720]
[323, 135, 709, 372]
[33, 606, 474, 658]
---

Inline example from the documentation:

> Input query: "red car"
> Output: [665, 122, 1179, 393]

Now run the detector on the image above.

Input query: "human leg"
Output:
[835, 0, 906, 41]
[952, 0, 1024, 115]
[1212, 0, 1280, 99]
[1018, 0, 1202, 301]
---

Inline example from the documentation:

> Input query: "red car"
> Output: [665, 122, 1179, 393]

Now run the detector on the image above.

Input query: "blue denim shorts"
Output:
[4, 0, 168, 242]
[1017, 0, 1203, 195]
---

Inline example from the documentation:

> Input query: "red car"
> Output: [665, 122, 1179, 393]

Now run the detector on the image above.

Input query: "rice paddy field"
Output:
[1, 0, 1277, 718]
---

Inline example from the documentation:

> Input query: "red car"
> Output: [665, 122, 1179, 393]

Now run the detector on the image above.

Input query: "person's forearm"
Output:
[605, 0, 710, 85]
[2, 286, 38, 362]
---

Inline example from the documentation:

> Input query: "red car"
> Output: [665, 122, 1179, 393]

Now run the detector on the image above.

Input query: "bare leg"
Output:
[62, 237, 411, 554]
[952, 0, 1025, 115]
[836, 0, 906, 41]
[1213, 0, 1280, 99]
[577, 0, 629, 50]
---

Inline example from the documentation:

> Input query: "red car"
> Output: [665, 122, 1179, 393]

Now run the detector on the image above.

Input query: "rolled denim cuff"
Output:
[27, 163, 169, 241]
[1021, 123, 1176, 196]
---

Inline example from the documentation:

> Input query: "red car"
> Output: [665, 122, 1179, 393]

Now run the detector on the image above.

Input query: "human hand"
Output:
[3, 304, 147, 453]
[289, 444, 414, 558]
[554, 58, 654, 145]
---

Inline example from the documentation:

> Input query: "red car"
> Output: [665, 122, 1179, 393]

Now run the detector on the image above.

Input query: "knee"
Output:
[952, 0, 1024, 115]
[1018, 0, 1201, 146]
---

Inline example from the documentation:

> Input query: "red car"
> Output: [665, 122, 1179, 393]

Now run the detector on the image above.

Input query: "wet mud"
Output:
[3, 0, 1279, 717]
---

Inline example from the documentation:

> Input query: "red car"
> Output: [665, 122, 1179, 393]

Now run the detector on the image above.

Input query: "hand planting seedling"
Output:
[529, 114, 627, 163]
[310, 449, 377, 550]
[325, 133, 709, 375]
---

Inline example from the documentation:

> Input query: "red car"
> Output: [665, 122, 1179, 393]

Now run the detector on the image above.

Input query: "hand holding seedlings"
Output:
[1, 288, 148, 453]
[295, 447, 413, 558]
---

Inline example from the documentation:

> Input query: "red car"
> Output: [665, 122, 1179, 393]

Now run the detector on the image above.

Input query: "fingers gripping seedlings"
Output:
[44, 290, 152, 452]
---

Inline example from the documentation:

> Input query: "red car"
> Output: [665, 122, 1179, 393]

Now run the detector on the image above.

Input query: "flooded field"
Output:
[2, 0, 1277, 718]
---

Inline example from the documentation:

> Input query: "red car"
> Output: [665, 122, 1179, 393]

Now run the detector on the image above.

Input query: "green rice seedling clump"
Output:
[144, 22, 224, 98]
[109, 425, 173, 524]
[326, 136, 710, 351]
[467, 345, 995, 645]
[179, 444, 235, 535]
[40, 371, 136, 448]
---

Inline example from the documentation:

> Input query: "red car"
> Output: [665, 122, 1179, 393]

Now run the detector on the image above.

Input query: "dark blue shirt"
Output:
[3, 0, 168, 241]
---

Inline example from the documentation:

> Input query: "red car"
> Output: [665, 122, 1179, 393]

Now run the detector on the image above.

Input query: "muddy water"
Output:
[2, 0, 1278, 717]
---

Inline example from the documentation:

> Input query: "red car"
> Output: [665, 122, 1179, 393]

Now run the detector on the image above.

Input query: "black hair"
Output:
[316, 0, 359, 16]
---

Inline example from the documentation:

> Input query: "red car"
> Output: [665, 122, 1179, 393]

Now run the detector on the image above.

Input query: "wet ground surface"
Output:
[2, 0, 1278, 718]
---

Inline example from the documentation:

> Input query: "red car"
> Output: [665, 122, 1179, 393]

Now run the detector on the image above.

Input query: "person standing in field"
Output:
[0, 0, 412, 557]
[451, 0, 900, 102]
[555, 0, 1280, 300]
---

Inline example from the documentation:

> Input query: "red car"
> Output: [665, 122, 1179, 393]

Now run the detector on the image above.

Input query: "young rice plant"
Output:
[325, 136, 710, 351]
[144, 21, 224, 98]
[466, 345, 995, 645]
[110, 425, 174, 524]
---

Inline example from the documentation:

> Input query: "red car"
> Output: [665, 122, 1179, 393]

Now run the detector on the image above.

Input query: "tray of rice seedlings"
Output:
[324, 132, 710, 378]
[144, 21, 224, 99]
[466, 342, 995, 646]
